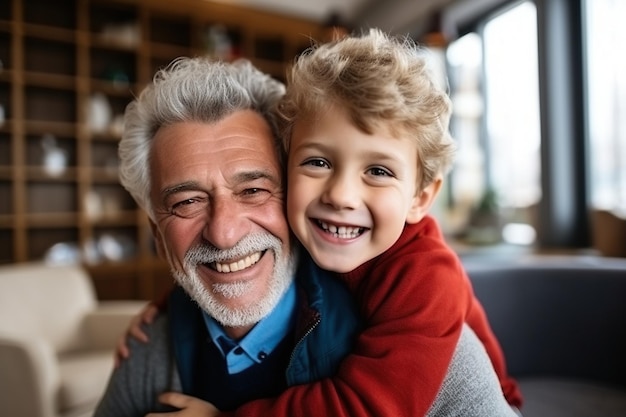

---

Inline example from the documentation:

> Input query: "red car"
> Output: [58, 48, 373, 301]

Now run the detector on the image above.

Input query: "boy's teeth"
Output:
[215, 252, 261, 273]
[319, 221, 363, 239]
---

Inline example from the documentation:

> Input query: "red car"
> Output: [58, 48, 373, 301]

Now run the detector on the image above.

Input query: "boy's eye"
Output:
[368, 166, 393, 177]
[302, 158, 330, 169]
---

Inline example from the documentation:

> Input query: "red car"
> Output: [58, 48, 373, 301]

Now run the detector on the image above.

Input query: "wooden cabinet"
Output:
[0, 0, 323, 300]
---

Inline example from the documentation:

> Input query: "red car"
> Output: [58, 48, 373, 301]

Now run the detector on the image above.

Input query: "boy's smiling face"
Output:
[287, 104, 440, 273]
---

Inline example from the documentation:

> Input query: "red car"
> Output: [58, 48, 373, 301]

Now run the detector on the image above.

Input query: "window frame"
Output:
[443, 0, 591, 249]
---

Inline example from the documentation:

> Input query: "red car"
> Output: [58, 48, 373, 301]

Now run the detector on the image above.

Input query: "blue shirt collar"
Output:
[203, 281, 297, 374]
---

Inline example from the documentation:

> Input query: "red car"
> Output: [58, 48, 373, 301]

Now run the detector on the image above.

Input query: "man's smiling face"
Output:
[149, 110, 293, 330]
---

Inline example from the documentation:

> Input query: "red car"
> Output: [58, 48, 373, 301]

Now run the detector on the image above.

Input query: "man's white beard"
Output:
[172, 233, 296, 327]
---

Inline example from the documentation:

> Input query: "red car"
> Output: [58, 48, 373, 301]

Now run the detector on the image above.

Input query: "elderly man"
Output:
[94, 56, 518, 417]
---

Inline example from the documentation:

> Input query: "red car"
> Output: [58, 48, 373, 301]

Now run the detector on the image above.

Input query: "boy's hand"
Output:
[145, 392, 220, 417]
[114, 303, 159, 368]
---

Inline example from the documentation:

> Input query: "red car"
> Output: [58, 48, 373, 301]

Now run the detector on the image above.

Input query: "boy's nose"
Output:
[321, 174, 361, 210]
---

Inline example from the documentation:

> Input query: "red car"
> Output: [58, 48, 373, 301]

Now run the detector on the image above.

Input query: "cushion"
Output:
[0, 263, 96, 353]
[519, 378, 626, 417]
[57, 351, 113, 413]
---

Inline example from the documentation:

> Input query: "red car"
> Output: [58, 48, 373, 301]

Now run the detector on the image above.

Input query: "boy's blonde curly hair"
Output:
[278, 28, 455, 189]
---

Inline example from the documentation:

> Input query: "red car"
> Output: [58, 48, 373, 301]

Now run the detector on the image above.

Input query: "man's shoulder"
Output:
[93, 313, 179, 417]
[117, 312, 174, 379]
[137, 313, 171, 351]
[426, 324, 518, 417]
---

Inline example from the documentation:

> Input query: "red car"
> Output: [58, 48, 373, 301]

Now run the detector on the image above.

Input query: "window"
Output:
[585, 0, 626, 216]
[446, 1, 539, 245]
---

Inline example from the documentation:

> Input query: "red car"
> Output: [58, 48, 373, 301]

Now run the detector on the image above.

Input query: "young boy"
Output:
[280, 30, 521, 412]
[119, 29, 522, 416]
[277, 27, 521, 413]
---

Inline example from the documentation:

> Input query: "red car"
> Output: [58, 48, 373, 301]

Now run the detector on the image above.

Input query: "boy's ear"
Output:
[149, 219, 166, 259]
[406, 177, 443, 224]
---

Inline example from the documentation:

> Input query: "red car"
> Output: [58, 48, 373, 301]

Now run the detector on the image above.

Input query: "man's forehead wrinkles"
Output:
[234, 169, 279, 183]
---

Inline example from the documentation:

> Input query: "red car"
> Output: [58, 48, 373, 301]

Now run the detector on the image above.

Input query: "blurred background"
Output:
[0, 0, 624, 301]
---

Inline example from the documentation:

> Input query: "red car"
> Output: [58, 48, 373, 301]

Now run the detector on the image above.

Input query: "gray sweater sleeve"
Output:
[93, 314, 182, 417]
[427, 324, 520, 417]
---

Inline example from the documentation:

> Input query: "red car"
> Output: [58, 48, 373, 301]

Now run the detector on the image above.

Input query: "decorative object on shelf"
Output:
[44, 241, 81, 265]
[105, 68, 131, 90]
[84, 189, 124, 221]
[84, 190, 104, 220]
[87, 92, 112, 134]
[99, 21, 140, 48]
[85, 191, 116, 220]
[41, 133, 68, 177]
[203, 24, 233, 61]
[82, 233, 137, 264]
[97, 233, 136, 261]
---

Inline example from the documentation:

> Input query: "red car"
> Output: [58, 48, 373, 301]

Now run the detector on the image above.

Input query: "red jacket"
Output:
[224, 215, 522, 416]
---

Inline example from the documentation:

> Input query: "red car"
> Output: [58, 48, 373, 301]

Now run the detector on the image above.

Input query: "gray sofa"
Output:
[463, 255, 626, 417]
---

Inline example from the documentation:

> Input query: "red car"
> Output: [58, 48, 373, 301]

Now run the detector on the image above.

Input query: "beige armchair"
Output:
[0, 262, 147, 417]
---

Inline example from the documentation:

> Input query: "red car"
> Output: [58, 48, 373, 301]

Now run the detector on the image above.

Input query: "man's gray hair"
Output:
[118, 57, 286, 219]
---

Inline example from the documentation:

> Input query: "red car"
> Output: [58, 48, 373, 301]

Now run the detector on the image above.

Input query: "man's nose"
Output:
[202, 197, 251, 249]
[321, 173, 361, 210]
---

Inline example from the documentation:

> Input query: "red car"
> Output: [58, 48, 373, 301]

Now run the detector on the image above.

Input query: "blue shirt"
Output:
[203, 282, 297, 374]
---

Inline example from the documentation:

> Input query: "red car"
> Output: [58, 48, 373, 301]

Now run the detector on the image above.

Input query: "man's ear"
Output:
[149, 219, 166, 259]
[406, 177, 443, 224]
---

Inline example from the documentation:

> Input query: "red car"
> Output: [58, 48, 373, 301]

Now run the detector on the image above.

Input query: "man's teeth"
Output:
[215, 252, 261, 273]
[319, 221, 363, 239]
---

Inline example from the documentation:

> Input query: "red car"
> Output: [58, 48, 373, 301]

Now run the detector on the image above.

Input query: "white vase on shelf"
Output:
[87, 93, 112, 134]
[41, 133, 68, 177]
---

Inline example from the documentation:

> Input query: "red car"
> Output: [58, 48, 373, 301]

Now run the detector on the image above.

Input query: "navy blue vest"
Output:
[169, 287, 295, 411]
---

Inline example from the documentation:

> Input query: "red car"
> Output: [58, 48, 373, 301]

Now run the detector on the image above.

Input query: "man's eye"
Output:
[303, 158, 330, 169]
[240, 188, 273, 204]
[170, 198, 207, 218]
[242, 187, 263, 195]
